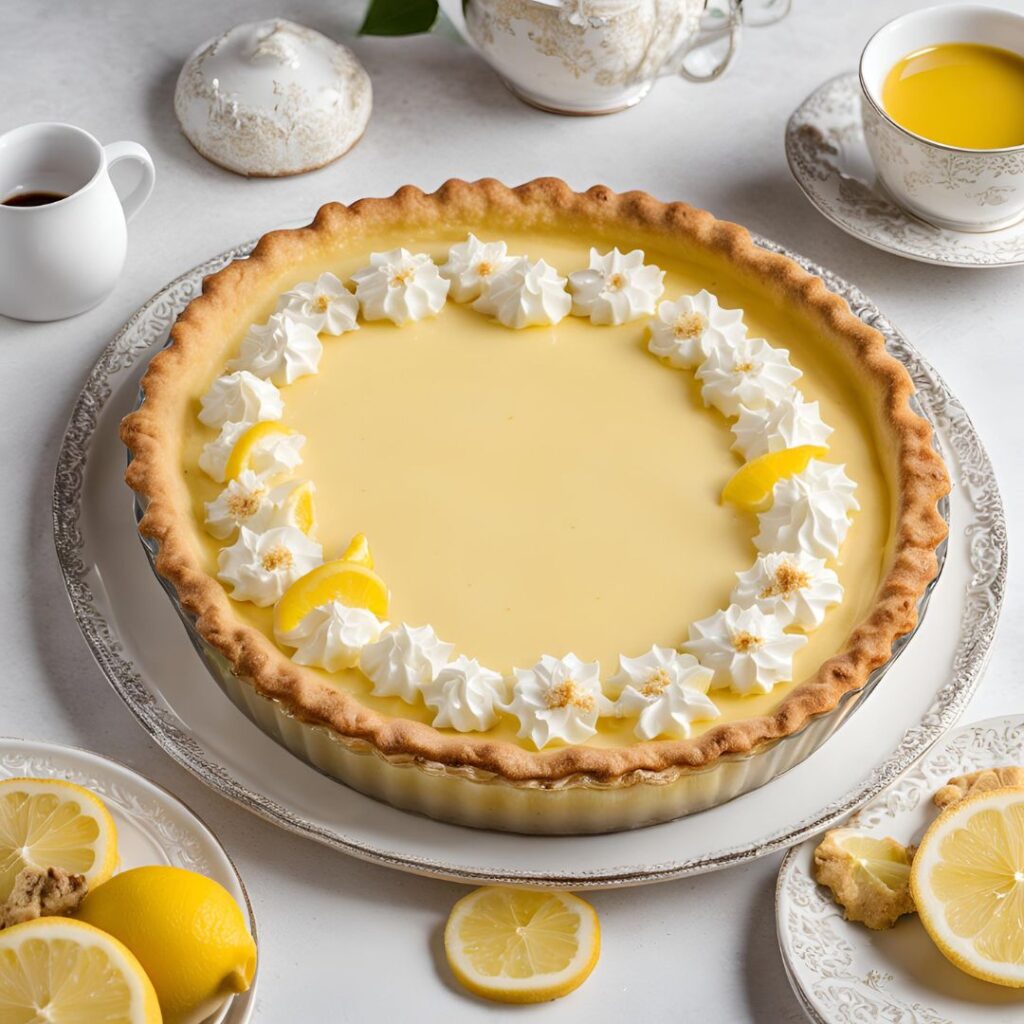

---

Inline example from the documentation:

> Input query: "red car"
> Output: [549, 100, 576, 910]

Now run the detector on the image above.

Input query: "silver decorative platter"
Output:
[53, 231, 1006, 887]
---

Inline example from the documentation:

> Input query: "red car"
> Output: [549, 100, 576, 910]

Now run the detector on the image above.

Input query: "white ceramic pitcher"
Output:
[440, 0, 751, 114]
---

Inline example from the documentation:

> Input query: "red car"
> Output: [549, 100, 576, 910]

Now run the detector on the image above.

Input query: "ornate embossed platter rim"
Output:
[0, 736, 258, 1024]
[776, 716, 1024, 1024]
[785, 72, 1024, 269]
[52, 229, 1005, 886]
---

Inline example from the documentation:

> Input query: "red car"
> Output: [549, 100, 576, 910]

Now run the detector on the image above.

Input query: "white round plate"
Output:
[0, 737, 258, 1023]
[786, 73, 1024, 268]
[777, 715, 1024, 1024]
[53, 233, 1005, 888]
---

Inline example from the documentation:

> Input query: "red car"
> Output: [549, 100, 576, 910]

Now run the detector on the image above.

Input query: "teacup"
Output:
[860, 5, 1024, 232]
[440, 0, 763, 115]
[0, 122, 155, 321]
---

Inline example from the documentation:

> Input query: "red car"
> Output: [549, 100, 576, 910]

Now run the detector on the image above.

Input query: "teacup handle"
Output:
[103, 141, 156, 223]
[669, 0, 742, 84]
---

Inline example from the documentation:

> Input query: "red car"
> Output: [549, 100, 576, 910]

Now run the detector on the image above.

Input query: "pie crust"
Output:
[121, 179, 949, 794]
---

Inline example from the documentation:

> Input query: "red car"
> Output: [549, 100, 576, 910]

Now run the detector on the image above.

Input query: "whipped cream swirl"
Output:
[731, 551, 843, 630]
[198, 422, 305, 483]
[359, 623, 454, 703]
[229, 312, 323, 386]
[568, 247, 665, 325]
[611, 645, 718, 740]
[420, 655, 508, 732]
[204, 470, 274, 539]
[198, 370, 283, 429]
[351, 249, 449, 325]
[440, 234, 517, 303]
[506, 653, 612, 749]
[278, 601, 387, 673]
[696, 338, 801, 417]
[473, 257, 571, 328]
[277, 272, 359, 335]
[684, 604, 808, 695]
[731, 395, 833, 460]
[755, 461, 859, 559]
[647, 290, 747, 369]
[217, 525, 323, 607]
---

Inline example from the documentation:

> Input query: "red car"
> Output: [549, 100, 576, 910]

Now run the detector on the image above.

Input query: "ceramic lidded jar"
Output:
[174, 19, 372, 177]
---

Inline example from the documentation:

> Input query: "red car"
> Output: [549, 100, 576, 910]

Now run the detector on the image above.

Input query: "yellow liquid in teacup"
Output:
[882, 42, 1024, 149]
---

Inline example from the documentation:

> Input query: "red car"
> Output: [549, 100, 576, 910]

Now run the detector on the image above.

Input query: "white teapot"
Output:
[439, 0, 776, 115]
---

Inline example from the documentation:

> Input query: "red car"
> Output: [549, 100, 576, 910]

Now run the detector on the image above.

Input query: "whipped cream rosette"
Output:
[440, 234, 517, 303]
[229, 312, 323, 386]
[696, 338, 802, 416]
[198, 370, 283, 429]
[568, 247, 665, 325]
[217, 525, 323, 606]
[352, 248, 449, 324]
[359, 624, 455, 703]
[647, 289, 747, 368]
[278, 601, 388, 673]
[420, 655, 508, 732]
[277, 272, 359, 335]
[198, 423, 304, 484]
[731, 551, 843, 630]
[473, 257, 571, 328]
[731, 396, 833, 460]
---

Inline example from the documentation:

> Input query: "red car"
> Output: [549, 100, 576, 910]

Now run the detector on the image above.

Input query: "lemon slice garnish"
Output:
[721, 445, 828, 512]
[0, 778, 119, 902]
[78, 865, 257, 1024]
[911, 786, 1024, 988]
[0, 917, 161, 1023]
[444, 887, 600, 1004]
[278, 480, 316, 534]
[340, 532, 374, 568]
[274, 559, 389, 636]
[224, 421, 295, 482]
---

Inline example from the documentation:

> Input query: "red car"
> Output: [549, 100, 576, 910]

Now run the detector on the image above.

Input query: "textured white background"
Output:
[3, 1, 1021, 1020]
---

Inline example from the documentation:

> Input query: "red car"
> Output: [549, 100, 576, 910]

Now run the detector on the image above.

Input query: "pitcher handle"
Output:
[669, 0, 742, 84]
[103, 141, 156, 224]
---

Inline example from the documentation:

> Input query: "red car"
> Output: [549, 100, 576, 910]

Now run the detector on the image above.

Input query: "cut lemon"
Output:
[79, 865, 257, 1024]
[721, 445, 828, 512]
[277, 480, 316, 534]
[911, 786, 1024, 988]
[444, 887, 600, 1004]
[340, 532, 374, 569]
[273, 559, 389, 636]
[813, 827, 915, 930]
[0, 778, 118, 903]
[0, 916, 161, 1023]
[224, 421, 294, 481]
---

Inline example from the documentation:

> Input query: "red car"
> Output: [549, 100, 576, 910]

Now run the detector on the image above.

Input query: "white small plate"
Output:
[786, 73, 1024, 268]
[0, 737, 258, 1024]
[777, 715, 1024, 1024]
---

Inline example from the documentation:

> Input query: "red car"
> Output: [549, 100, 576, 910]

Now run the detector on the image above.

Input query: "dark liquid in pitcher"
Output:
[2, 191, 67, 207]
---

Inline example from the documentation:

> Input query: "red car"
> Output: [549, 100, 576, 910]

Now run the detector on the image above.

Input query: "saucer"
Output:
[776, 715, 1024, 1024]
[785, 73, 1024, 268]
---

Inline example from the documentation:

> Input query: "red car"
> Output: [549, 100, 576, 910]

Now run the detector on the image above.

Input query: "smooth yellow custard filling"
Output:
[179, 227, 895, 748]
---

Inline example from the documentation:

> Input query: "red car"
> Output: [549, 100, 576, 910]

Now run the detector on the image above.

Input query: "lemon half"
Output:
[911, 786, 1024, 988]
[444, 887, 600, 1004]
[0, 777, 118, 902]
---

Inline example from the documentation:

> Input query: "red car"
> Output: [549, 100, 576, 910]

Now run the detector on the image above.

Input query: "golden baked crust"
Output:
[120, 178, 950, 785]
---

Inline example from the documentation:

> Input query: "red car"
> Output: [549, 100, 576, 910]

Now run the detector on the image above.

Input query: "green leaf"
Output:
[360, 0, 439, 35]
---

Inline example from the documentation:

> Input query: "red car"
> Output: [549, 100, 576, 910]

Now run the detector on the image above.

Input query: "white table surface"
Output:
[4, 1, 1021, 1020]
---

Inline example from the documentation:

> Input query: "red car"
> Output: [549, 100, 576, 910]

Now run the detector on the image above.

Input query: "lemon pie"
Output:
[121, 180, 949, 833]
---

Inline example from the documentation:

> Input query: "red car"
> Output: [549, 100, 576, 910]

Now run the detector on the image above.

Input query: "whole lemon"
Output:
[77, 865, 256, 1024]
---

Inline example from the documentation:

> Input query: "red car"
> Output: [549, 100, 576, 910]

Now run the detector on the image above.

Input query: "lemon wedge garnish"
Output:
[0, 778, 118, 902]
[273, 559, 389, 636]
[340, 532, 374, 569]
[78, 865, 257, 1024]
[444, 887, 600, 1004]
[721, 445, 828, 512]
[911, 786, 1024, 988]
[278, 480, 316, 534]
[224, 421, 295, 481]
[0, 917, 161, 1023]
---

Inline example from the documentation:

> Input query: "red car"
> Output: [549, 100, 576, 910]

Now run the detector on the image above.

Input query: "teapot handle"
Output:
[668, 0, 742, 84]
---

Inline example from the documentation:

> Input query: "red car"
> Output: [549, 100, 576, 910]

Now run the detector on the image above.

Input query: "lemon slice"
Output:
[340, 532, 374, 569]
[444, 887, 600, 1004]
[79, 865, 257, 1024]
[273, 559, 390, 636]
[0, 917, 161, 1023]
[224, 421, 295, 481]
[721, 445, 828, 512]
[0, 778, 118, 902]
[832, 831, 914, 891]
[911, 786, 1024, 988]
[277, 480, 316, 534]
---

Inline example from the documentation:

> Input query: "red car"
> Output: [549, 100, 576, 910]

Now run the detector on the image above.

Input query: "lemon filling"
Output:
[180, 231, 893, 749]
